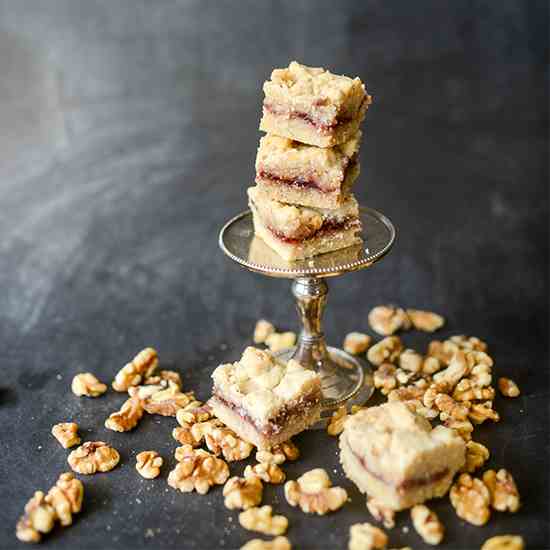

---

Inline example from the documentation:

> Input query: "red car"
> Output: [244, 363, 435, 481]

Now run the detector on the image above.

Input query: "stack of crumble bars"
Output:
[248, 61, 372, 261]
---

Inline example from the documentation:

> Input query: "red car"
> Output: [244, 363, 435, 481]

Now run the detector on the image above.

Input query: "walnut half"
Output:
[240, 536, 291, 550]
[71, 373, 107, 397]
[68, 441, 120, 475]
[349, 522, 388, 550]
[51, 422, 81, 449]
[16, 491, 56, 543]
[112, 347, 159, 392]
[45, 472, 84, 527]
[136, 451, 163, 479]
[105, 393, 144, 432]
[449, 473, 490, 526]
[284, 468, 347, 515]
[411, 504, 444, 545]
[483, 469, 520, 513]
[223, 476, 263, 510]
[239, 505, 288, 536]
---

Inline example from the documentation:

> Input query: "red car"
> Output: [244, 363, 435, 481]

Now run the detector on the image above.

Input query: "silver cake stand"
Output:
[219, 206, 396, 422]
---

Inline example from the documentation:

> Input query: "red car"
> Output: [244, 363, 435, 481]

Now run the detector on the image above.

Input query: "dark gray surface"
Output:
[0, 1, 548, 549]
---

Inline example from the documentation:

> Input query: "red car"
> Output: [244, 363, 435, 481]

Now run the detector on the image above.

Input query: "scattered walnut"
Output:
[176, 402, 212, 425]
[427, 340, 456, 366]
[256, 440, 299, 465]
[422, 355, 442, 375]
[452, 379, 495, 402]
[51, 422, 81, 449]
[284, 468, 347, 515]
[498, 377, 520, 398]
[433, 350, 468, 389]
[469, 401, 500, 424]
[112, 347, 158, 392]
[368, 305, 410, 336]
[265, 331, 296, 352]
[403, 399, 439, 420]
[204, 425, 254, 461]
[434, 394, 470, 421]
[223, 476, 263, 510]
[16, 491, 56, 543]
[134, 381, 195, 417]
[367, 336, 403, 366]
[411, 504, 444, 545]
[366, 498, 395, 529]
[349, 522, 388, 550]
[240, 536, 291, 550]
[469, 364, 492, 388]
[481, 535, 524, 550]
[67, 441, 120, 474]
[343, 332, 372, 355]
[173, 418, 223, 448]
[449, 473, 491, 526]
[422, 381, 451, 408]
[449, 335, 488, 352]
[71, 373, 107, 397]
[444, 418, 474, 441]
[462, 441, 490, 473]
[406, 309, 445, 332]
[45, 472, 84, 527]
[373, 364, 398, 395]
[394, 366, 416, 386]
[387, 384, 425, 403]
[245, 463, 286, 484]
[254, 319, 276, 344]
[398, 349, 423, 373]
[105, 393, 144, 432]
[135, 451, 163, 479]
[167, 444, 229, 494]
[143, 369, 182, 387]
[483, 469, 520, 513]
[327, 406, 348, 436]
[239, 505, 288, 536]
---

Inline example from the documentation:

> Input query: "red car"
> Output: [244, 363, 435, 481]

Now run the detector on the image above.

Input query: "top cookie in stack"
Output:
[248, 61, 372, 261]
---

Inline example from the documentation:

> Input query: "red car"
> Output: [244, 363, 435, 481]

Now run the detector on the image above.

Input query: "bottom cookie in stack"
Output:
[248, 186, 362, 262]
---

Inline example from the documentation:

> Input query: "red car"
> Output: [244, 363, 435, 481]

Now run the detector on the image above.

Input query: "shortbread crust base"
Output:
[259, 102, 368, 148]
[210, 396, 321, 450]
[339, 435, 456, 510]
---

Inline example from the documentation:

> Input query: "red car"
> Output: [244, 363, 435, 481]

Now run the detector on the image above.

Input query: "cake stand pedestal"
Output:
[219, 206, 396, 423]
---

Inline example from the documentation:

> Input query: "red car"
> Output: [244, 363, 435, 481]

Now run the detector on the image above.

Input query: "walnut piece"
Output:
[254, 319, 276, 344]
[469, 401, 500, 424]
[423, 381, 451, 408]
[224, 476, 263, 510]
[406, 309, 445, 332]
[143, 369, 182, 387]
[240, 536, 291, 550]
[367, 336, 403, 366]
[449, 473, 490, 526]
[452, 378, 495, 402]
[239, 505, 288, 536]
[265, 331, 296, 352]
[366, 498, 395, 529]
[388, 384, 425, 403]
[481, 535, 524, 550]
[68, 441, 120, 474]
[434, 394, 470, 421]
[433, 350, 468, 389]
[168, 444, 229, 494]
[16, 491, 56, 543]
[444, 418, 474, 441]
[112, 347, 158, 392]
[284, 468, 347, 515]
[483, 469, 520, 513]
[71, 373, 107, 397]
[133, 381, 195, 417]
[45, 472, 84, 527]
[349, 522, 388, 550]
[462, 441, 490, 473]
[256, 440, 299, 465]
[398, 349, 423, 373]
[136, 451, 163, 479]
[449, 334, 488, 352]
[245, 463, 286, 484]
[204, 425, 254, 461]
[105, 394, 144, 432]
[411, 504, 444, 545]
[51, 422, 81, 449]
[327, 406, 348, 436]
[373, 364, 398, 395]
[498, 377, 520, 398]
[173, 418, 223, 447]
[176, 402, 212, 425]
[403, 399, 439, 420]
[343, 332, 372, 355]
[368, 305, 410, 336]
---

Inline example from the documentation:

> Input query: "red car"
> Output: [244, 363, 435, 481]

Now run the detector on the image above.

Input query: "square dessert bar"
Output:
[255, 133, 361, 209]
[210, 346, 322, 449]
[340, 402, 465, 510]
[260, 61, 371, 148]
[248, 186, 362, 261]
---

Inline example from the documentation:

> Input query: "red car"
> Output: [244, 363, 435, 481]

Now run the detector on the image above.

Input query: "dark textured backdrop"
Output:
[0, 1, 548, 549]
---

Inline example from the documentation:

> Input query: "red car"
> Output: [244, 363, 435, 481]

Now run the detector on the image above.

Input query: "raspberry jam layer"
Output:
[269, 217, 360, 245]
[257, 170, 325, 192]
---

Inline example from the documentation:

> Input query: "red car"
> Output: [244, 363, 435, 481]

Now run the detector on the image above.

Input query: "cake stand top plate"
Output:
[219, 206, 396, 279]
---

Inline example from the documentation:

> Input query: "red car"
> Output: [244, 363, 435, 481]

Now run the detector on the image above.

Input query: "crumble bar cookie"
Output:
[260, 61, 371, 148]
[248, 186, 362, 261]
[210, 346, 321, 449]
[339, 401, 465, 510]
[255, 133, 360, 209]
